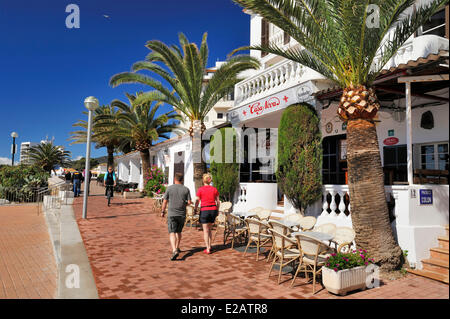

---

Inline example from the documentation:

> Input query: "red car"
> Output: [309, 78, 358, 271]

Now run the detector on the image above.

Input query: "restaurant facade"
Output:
[115, 4, 449, 271]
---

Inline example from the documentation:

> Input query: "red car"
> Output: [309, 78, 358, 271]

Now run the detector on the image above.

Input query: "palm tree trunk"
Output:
[107, 145, 115, 168]
[140, 149, 151, 187]
[192, 120, 206, 192]
[346, 118, 403, 271]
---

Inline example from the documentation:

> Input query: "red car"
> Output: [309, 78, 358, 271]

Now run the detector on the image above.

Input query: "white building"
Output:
[226, 3, 448, 271]
[19, 142, 38, 164]
[115, 3, 448, 274]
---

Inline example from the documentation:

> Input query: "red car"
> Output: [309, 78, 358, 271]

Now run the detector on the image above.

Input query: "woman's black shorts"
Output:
[199, 210, 218, 224]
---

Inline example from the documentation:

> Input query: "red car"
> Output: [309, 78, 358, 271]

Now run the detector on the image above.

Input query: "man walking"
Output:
[71, 170, 82, 197]
[161, 173, 192, 260]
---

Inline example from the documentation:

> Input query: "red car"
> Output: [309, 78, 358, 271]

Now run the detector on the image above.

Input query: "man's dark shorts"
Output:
[199, 210, 218, 224]
[168, 216, 186, 233]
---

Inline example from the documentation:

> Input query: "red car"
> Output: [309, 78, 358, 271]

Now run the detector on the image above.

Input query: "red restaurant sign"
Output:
[383, 137, 399, 145]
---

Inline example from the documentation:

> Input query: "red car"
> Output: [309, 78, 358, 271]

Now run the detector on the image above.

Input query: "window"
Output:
[383, 145, 407, 184]
[322, 135, 347, 185]
[261, 18, 269, 57]
[217, 113, 223, 119]
[420, 8, 447, 37]
[420, 143, 449, 170]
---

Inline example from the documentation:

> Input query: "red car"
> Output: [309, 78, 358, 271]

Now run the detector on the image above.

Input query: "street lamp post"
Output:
[82, 96, 99, 219]
[11, 132, 18, 166]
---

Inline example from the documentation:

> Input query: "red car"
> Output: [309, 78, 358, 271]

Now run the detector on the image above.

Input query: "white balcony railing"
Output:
[317, 185, 408, 228]
[234, 58, 306, 106]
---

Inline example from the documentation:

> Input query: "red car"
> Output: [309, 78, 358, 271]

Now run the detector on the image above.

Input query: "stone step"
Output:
[422, 258, 449, 275]
[438, 236, 449, 250]
[430, 247, 449, 262]
[407, 269, 449, 284]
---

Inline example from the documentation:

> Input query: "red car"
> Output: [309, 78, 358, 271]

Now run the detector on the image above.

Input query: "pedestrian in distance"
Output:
[160, 173, 192, 260]
[71, 170, 82, 197]
[194, 173, 220, 255]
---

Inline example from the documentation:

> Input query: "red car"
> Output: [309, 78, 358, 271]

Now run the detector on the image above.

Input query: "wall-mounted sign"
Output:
[325, 122, 333, 134]
[419, 189, 433, 205]
[388, 129, 395, 137]
[383, 137, 399, 146]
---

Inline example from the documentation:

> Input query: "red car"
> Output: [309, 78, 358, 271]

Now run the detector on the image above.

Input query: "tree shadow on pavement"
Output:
[86, 212, 152, 220]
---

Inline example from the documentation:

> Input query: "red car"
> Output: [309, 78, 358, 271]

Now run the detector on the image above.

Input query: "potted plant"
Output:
[322, 249, 375, 296]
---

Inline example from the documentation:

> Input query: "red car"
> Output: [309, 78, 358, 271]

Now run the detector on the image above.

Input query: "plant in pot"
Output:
[322, 249, 375, 296]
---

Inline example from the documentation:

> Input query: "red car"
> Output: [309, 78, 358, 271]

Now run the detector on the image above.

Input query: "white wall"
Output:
[320, 102, 449, 166]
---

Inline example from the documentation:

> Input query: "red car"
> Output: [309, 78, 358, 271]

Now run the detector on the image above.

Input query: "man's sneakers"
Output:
[170, 248, 180, 261]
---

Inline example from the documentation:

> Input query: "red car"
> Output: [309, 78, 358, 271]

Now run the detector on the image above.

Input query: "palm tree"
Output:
[69, 104, 123, 168]
[27, 142, 71, 174]
[110, 32, 260, 191]
[231, 0, 447, 271]
[96, 92, 182, 184]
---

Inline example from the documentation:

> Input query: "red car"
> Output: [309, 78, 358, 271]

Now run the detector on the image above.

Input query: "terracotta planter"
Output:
[322, 266, 367, 296]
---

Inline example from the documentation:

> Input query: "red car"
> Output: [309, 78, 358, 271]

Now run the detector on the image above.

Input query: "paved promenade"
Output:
[72, 183, 449, 299]
[0, 204, 57, 299]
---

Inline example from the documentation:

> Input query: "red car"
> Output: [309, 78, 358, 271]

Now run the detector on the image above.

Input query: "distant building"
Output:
[19, 142, 38, 164]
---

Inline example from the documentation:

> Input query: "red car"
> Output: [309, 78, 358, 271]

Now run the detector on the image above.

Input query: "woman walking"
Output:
[194, 173, 220, 254]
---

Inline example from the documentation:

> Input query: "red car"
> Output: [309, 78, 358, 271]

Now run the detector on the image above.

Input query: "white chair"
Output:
[298, 216, 317, 231]
[256, 209, 272, 221]
[268, 229, 301, 284]
[244, 218, 272, 261]
[333, 227, 356, 253]
[292, 233, 333, 294]
[314, 223, 337, 238]
[282, 213, 303, 231]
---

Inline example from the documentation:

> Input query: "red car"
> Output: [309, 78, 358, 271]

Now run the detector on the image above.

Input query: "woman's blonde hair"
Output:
[203, 173, 212, 185]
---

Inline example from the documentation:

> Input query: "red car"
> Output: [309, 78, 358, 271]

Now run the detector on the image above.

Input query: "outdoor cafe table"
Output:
[290, 231, 334, 242]
[232, 211, 258, 218]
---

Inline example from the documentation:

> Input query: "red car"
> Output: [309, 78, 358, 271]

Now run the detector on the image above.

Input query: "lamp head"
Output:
[84, 96, 99, 111]
[11, 132, 18, 138]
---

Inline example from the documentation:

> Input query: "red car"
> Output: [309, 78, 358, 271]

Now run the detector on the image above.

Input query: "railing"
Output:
[234, 58, 306, 106]
[317, 185, 405, 228]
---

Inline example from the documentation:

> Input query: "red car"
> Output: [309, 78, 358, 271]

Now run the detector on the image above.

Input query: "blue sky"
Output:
[0, 0, 250, 164]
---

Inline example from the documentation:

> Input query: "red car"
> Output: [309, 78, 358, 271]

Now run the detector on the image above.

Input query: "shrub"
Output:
[97, 173, 105, 181]
[210, 127, 239, 202]
[0, 164, 49, 201]
[277, 103, 322, 213]
[325, 249, 375, 272]
[144, 166, 166, 197]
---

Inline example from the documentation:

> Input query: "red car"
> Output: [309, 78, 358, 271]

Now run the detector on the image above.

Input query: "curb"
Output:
[44, 203, 99, 299]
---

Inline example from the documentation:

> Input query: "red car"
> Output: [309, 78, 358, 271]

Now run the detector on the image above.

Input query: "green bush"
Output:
[277, 103, 322, 213]
[210, 127, 239, 202]
[0, 165, 49, 200]
[97, 173, 105, 181]
[144, 166, 166, 197]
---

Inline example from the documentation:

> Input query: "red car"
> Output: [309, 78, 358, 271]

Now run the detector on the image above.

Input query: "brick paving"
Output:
[73, 182, 449, 299]
[0, 204, 58, 299]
